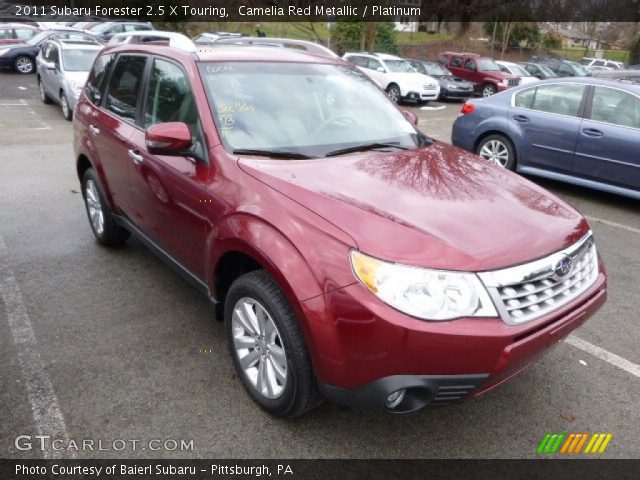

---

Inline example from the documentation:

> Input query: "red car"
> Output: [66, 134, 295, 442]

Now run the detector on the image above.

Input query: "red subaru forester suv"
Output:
[73, 37, 607, 417]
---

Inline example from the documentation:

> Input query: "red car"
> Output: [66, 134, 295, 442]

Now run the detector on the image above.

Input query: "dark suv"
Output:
[438, 52, 520, 97]
[74, 36, 606, 417]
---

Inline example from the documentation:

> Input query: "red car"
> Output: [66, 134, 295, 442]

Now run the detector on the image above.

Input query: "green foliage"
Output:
[484, 22, 541, 47]
[541, 31, 562, 50]
[330, 22, 398, 55]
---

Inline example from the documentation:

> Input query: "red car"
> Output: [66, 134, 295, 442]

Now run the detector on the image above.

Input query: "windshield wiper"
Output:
[233, 148, 313, 159]
[324, 142, 410, 157]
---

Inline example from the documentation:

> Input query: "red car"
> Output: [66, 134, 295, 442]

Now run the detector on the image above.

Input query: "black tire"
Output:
[225, 270, 321, 417]
[38, 77, 52, 104]
[476, 134, 517, 170]
[481, 83, 497, 97]
[81, 168, 130, 245]
[386, 84, 402, 104]
[14, 55, 34, 74]
[60, 92, 72, 121]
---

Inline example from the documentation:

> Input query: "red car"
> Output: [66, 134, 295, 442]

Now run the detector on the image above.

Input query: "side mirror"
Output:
[403, 110, 418, 126]
[44, 61, 56, 70]
[145, 122, 192, 154]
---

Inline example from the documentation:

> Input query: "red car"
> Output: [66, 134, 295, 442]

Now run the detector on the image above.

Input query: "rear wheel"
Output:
[38, 78, 52, 104]
[14, 55, 34, 74]
[481, 83, 497, 97]
[476, 134, 516, 170]
[82, 168, 130, 245]
[225, 270, 321, 417]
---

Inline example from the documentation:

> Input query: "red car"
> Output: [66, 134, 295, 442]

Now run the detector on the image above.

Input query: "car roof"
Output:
[343, 52, 402, 60]
[516, 76, 640, 93]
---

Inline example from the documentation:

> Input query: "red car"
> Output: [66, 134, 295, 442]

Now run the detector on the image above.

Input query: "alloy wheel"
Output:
[15, 57, 33, 74]
[482, 85, 495, 97]
[85, 179, 105, 235]
[479, 139, 509, 167]
[387, 86, 400, 103]
[231, 297, 287, 399]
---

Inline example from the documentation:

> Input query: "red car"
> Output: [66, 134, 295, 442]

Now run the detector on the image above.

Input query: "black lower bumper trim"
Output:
[319, 374, 489, 413]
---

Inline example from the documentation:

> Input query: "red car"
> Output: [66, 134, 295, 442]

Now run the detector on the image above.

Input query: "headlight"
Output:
[447, 83, 457, 89]
[350, 250, 497, 320]
[0, 48, 9, 56]
[69, 81, 84, 97]
[501, 79, 510, 86]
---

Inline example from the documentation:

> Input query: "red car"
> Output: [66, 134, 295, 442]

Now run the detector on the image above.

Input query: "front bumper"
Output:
[441, 88, 474, 99]
[303, 268, 606, 413]
[404, 89, 440, 101]
[0, 57, 14, 69]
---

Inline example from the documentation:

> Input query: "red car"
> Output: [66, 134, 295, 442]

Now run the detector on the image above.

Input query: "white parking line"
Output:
[566, 335, 640, 378]
[585, 215, 640, 236]
[0, 235, 74, 459]
[0, 99, 27, 106]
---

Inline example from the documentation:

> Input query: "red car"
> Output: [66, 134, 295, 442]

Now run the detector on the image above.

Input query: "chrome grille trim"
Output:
[478, 232, 598, 325]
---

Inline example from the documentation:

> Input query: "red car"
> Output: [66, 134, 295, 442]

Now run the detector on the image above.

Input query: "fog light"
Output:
[385, 389, 406, 409]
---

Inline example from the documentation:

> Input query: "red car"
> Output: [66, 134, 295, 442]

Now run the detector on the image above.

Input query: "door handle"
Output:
[89, 124, 100, 135]
[128, 149, 144, 164]
[513, 115, 529, 123]
[582, 128, 603, 138]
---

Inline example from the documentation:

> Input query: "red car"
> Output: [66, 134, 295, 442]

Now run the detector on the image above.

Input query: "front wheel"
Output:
[14, 55, 34, 74]
[225, 270, 321, 417]
[476, 134, 516, 170]
[60, 93, 72, 121]
[386, 84, 401, 104]
[481, 83, 497, 97]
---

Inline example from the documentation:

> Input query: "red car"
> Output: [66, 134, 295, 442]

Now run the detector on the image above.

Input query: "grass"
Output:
[550, 46, 630, 64]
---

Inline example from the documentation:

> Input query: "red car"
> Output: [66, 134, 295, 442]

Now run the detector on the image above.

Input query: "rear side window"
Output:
[16, 28, 34, 40]
[530, 84, 586, 117]
[514, 87, 536, 109]
[85, 53, 114, 105]
[463, 59, 476, 70]
[590, 86, 640, 128]
[105, 55, 147, 120]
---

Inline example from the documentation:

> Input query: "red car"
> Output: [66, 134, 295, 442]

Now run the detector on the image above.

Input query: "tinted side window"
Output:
[514, 87, 536, 108]
[143, 59, 199, 132]
[590, 86, 640, 128]
[438, 55, 449, 66]
[0, 28, 11, 40]
[367, 58, 383, 71]
[463, 59, 476, 70]
[16, 28, 34, 40]
[450, 57, 463, 67]
[105, 55, 147, 120]
[530, 84, 586, 117]
[49, 45, 59, 67]
[558, 63, 574, 76]
[524, 64, 537, 75]
[86, 53, 114, 105]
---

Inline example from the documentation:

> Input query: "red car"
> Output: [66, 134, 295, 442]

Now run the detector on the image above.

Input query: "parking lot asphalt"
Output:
[1, 72, 638, 459]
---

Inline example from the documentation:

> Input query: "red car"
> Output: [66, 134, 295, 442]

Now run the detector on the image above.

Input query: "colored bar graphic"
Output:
[538, 433, 612, 454]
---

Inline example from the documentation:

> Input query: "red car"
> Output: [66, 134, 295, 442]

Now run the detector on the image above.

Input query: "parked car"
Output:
[87, 22, 153, 42]
[210, 36, 338, 59]
[437, 52, 520, 97]
[495, 60, 539, 85]
[407, 59, 474, 100]
[36, 37, 102, 120]
[591, 69, 640, 85]
[452, 77, 640, 200]
[343, 52, 440, 103]
[73, 41, 606, 417]
[192, 32, 243, 45]
[519, 62, 558, 79]
[539, 59, 591, 77]
[579, 57, 624, 71]
[0, 29, 94, 74]
[0, 23, 39, 45]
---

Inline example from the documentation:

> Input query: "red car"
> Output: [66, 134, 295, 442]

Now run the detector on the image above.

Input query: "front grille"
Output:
[507, 78, 520, 86]
[423, 84, 438, 90]
[478, 233, 598, 325]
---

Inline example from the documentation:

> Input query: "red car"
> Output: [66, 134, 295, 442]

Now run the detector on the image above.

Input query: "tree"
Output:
[330, 22, 398, 55]
[540, 31, 562, 50]
[484, 22, 541, 50]
[631, 23, 640, 65]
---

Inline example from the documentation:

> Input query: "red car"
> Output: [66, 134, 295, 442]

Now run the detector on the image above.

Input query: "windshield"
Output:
[477, 59, 500, 71]
[578, 59, 591, 65]
[26, 31, 50, 45]
[89, 23, 110, 33]
[199, 62, 422, 157]
[383, 59, 416, 73]
[62, 49, 99, 71]
[423, 63, 450, 76]
[570, 61, 591, 76]
[538, 64, 556, 76]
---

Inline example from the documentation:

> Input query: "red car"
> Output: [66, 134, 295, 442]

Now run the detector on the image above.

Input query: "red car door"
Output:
[91, 54, 148, 216]
[127, 57, 209, 278]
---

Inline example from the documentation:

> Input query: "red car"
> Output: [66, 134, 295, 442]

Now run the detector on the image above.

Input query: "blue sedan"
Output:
[452, 77, 640, 200]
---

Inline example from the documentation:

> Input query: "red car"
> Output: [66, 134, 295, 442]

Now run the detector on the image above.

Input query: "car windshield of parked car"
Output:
[508, 64, 530, 76]
[478, 59, 501, 71]
[62, 49, 99, 71]
[424, 63, 450, 76]
[383, 59, 417, 73]
[570, 62, 591, 76]
[537, 64, 556, 76]
[200, 62, 422, 157]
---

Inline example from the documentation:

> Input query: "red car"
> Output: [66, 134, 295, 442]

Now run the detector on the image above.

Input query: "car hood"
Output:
[393, 71, 435, 85]
[63, 70, 90, 84]
[439, 76, 473, 85]
[237, 143, 589, 271]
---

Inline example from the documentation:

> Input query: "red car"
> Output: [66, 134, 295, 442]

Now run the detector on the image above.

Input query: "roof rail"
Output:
[210, 37, 338, 59]
[107, 31, 197, 52]
[48, 32, 101, 45]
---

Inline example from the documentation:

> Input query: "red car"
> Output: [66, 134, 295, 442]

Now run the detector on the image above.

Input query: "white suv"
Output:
[579, 57, 625, 71]
[343, 52, 440, 104]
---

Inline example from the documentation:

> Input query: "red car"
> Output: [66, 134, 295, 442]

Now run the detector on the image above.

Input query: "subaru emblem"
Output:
[553, 255, 573, 279]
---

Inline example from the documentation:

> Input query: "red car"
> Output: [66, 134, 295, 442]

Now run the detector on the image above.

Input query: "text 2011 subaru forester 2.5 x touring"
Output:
[73, 35, 607, 417]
